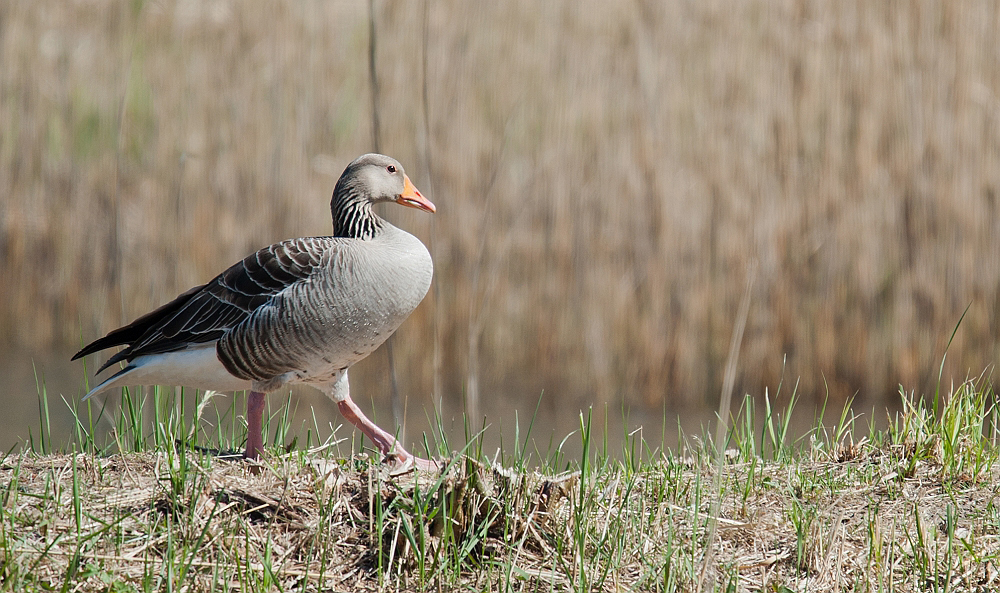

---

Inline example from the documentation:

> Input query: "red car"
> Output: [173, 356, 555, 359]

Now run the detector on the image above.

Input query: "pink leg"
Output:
[244, 391, 266, 460]
[337, 396, 439, 471]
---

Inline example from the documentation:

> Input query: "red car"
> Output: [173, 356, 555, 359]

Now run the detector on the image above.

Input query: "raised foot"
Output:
[385, 451, 443, 475]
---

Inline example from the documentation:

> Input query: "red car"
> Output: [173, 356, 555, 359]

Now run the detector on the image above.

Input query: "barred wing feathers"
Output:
[72, 238, 332, 376]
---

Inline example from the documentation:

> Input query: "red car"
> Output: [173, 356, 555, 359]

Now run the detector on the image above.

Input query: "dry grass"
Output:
[2, 434, 998, 591]
[0, 452, 576, 591]
[3, 0, 1000, 415]
[2, 374, 999, 591]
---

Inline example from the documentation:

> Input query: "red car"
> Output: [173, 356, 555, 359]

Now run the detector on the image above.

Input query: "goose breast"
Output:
[217, 224, 432, 385]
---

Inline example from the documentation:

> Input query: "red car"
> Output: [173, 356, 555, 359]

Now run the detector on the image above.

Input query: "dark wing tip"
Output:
[72, 336, 133, 375]
[71, 284, 208, 366]
[72, 334, 120, 362]
[94, 349, 132, 375]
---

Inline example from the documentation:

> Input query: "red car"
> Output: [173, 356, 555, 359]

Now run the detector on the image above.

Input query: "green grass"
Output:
[1, 373, 999, 592]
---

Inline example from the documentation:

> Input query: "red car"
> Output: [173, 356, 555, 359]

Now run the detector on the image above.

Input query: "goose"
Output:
[73, 153, 438, 470]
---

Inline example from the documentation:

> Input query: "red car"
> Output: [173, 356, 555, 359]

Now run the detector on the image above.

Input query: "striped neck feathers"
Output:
[331, 189, 385, 240]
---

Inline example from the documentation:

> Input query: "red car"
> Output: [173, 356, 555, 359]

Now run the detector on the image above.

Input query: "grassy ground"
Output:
[2, 374, 999, 592]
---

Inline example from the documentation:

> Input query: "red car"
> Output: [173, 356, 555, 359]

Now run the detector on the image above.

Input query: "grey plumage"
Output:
[73, 153, 438, 468]
[217, 228, 432, 387]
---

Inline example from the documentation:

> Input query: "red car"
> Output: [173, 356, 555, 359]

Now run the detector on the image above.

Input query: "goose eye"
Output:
[386, 165, 396, 173]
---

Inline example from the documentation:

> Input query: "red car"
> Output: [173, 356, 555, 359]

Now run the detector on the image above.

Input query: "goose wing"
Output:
[73, 237, 332, 375]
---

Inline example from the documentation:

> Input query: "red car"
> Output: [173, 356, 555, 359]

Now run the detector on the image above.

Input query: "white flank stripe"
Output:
[83, 344, 251, 399]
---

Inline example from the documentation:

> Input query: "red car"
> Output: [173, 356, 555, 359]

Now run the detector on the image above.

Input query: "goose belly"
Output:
[282, 298, 411, 385]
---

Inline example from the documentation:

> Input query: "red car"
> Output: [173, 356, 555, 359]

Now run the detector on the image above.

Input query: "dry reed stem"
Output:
[3, 1, 1000, 412]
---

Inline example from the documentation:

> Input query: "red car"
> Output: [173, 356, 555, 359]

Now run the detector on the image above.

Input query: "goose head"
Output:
[333, 153, 435, 213]
[330, 154, 435, 239]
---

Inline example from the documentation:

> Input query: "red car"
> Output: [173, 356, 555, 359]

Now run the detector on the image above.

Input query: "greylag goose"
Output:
[73, 153, 438, 470]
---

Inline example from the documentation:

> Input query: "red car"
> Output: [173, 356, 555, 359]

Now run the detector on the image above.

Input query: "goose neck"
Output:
[332, 192, 384, 239]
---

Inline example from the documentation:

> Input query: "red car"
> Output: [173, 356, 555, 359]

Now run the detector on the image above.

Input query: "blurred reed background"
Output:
[2, 0, 1000, 451]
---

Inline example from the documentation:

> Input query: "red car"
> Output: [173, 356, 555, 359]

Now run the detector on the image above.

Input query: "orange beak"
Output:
[396, 175, 435, 213]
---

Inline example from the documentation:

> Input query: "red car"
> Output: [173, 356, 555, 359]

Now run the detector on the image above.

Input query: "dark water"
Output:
[2, 349, 889, 465]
